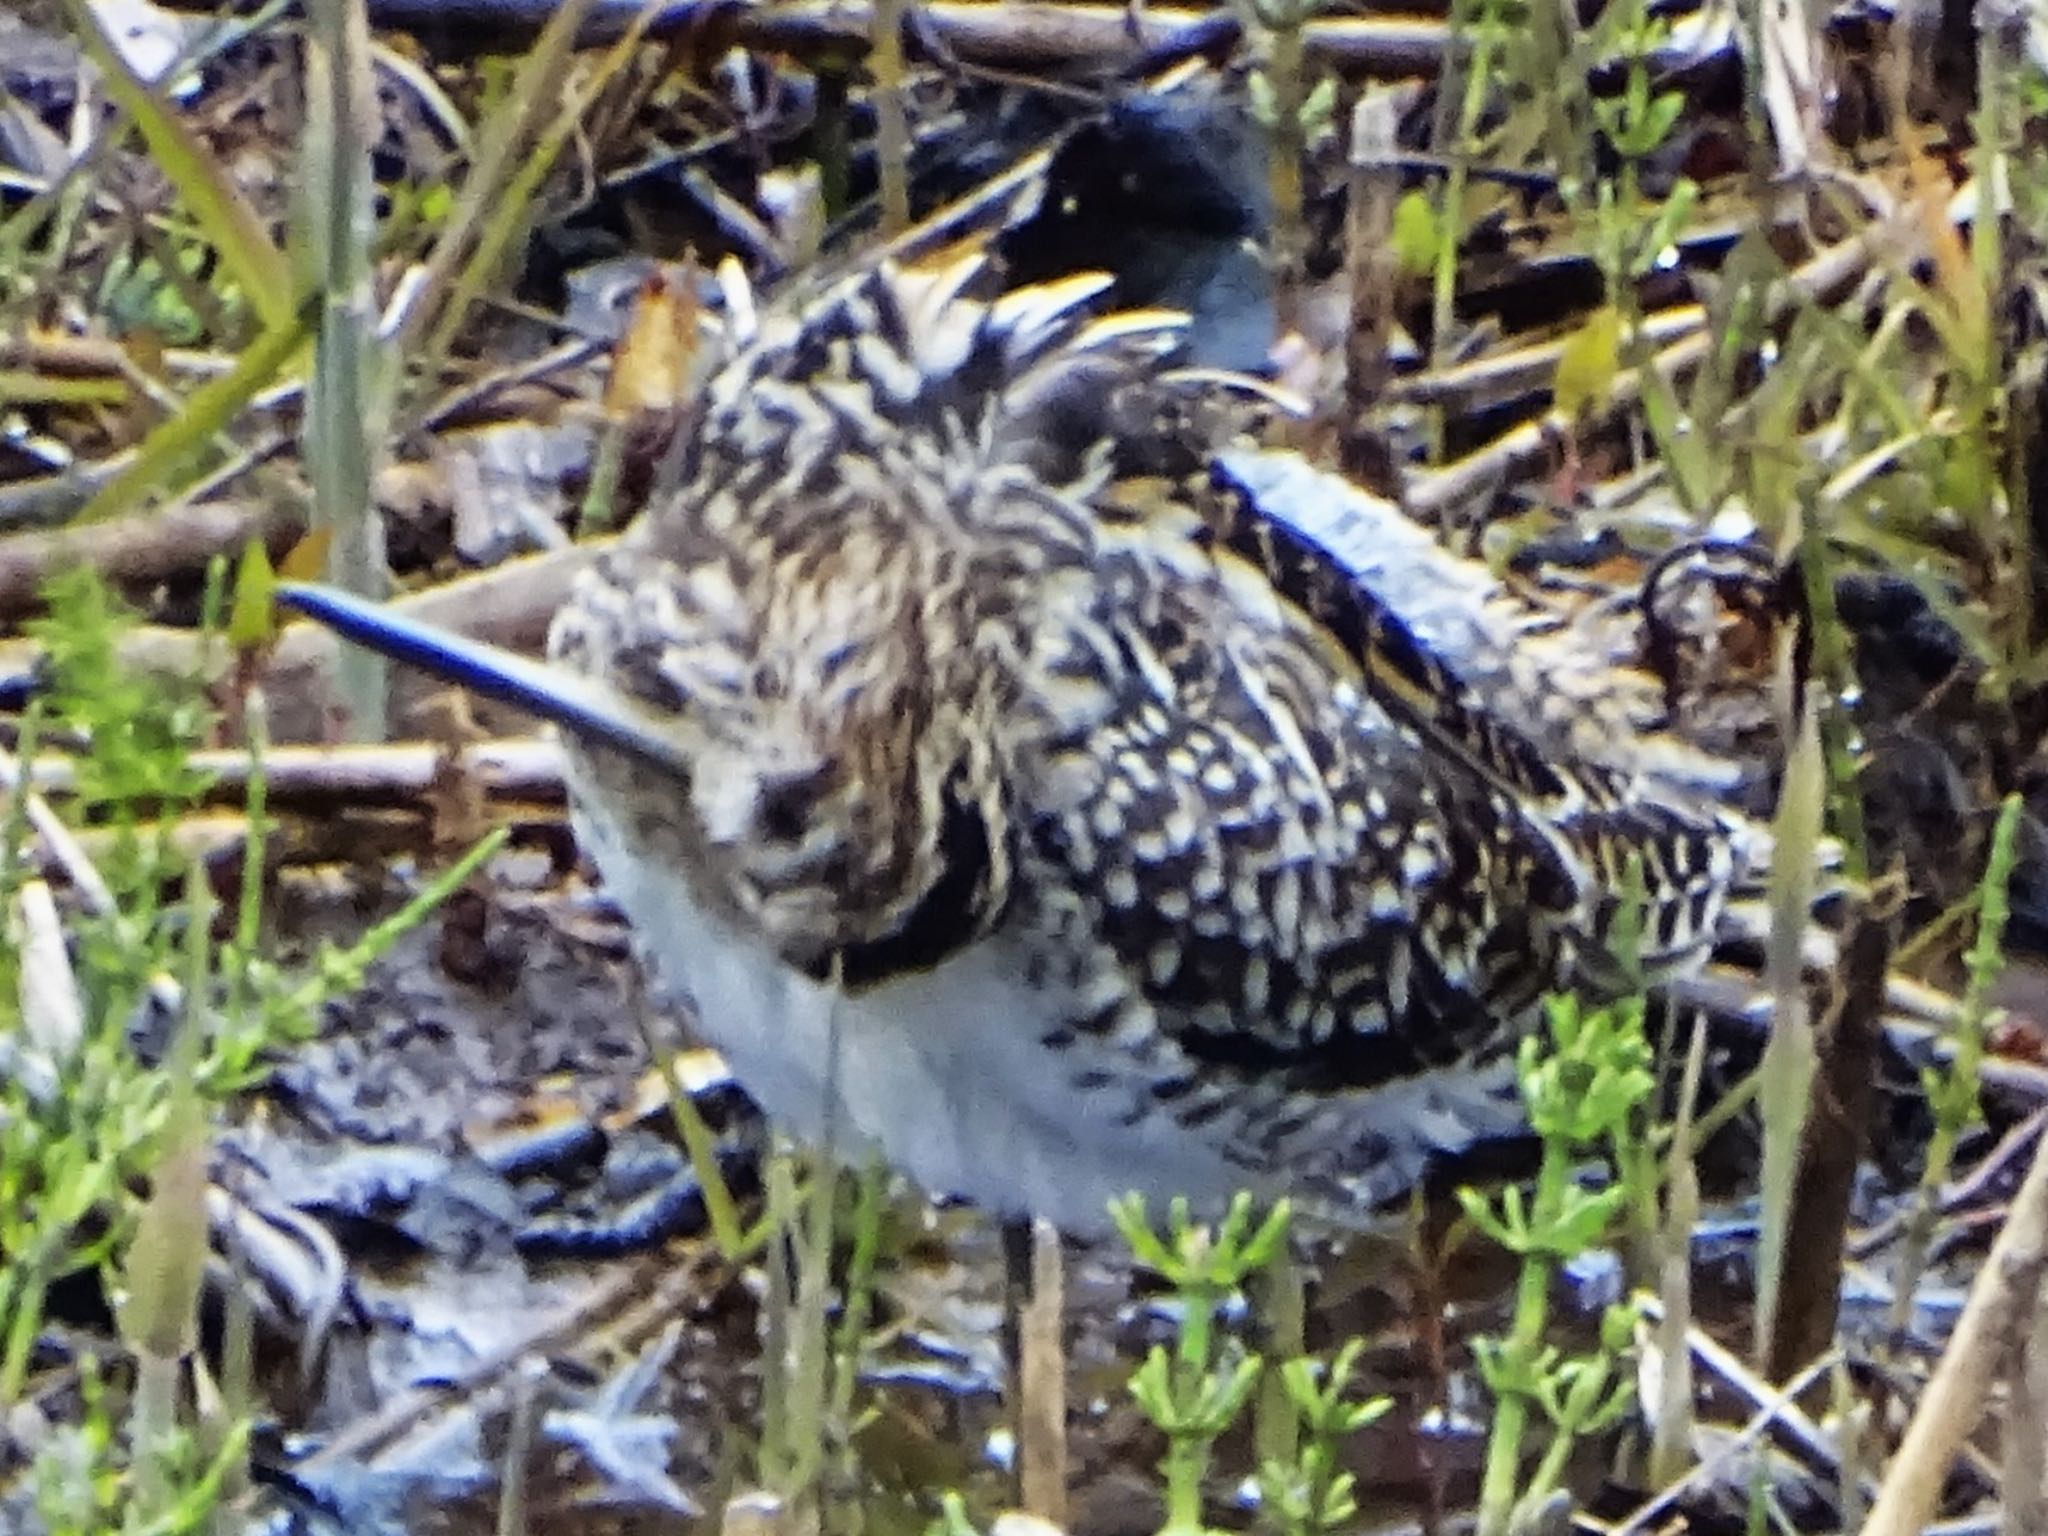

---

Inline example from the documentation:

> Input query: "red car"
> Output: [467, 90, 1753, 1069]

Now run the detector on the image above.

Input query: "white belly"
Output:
[576, 800, 1250, 1237]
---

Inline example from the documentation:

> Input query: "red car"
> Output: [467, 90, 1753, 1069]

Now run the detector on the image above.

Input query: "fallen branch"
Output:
[0, 496, 307, 620]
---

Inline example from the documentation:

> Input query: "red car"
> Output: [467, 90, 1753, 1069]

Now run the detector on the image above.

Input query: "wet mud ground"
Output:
[128, 836, 1990, 1536]
[188, 847, 1551, 1536]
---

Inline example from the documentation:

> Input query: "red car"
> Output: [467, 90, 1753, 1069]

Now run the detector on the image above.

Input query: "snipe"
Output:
[280, 254, 1772, 1236]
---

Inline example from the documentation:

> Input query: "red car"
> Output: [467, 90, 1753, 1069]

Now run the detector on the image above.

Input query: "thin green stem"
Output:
[1430, 5, 1497, 375]
[0, 1248, 49, 1405]
[1474, 1241, 1551, 1536]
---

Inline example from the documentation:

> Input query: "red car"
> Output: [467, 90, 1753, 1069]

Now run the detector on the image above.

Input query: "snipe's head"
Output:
[551, 257, 1197, 972]
[552, 519, 1012, 973]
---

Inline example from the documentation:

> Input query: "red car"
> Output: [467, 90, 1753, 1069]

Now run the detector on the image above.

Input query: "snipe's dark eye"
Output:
[761, 798, 806, 847]
[755, 762, 834, 844]
[757, 787, 808, 843]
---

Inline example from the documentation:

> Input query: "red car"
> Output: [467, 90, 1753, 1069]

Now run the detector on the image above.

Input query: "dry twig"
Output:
[1864, 1124, 2048, 1535]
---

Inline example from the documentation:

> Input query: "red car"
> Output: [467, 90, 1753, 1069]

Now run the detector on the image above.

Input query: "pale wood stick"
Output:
[1863, 1128, 2048, 1536]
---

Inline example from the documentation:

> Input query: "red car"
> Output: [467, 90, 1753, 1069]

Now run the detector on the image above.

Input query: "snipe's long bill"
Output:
[278, 255, 1767, 1237]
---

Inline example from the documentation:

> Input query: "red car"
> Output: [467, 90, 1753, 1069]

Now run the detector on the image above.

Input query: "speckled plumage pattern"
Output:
[541, 256, 1769, 1231]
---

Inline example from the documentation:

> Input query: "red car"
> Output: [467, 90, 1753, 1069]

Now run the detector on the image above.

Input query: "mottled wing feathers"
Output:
[1197, 461, 1585, 808]
[1013, 533, 1583, 1092]
[1196, 457, 1760, 983]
